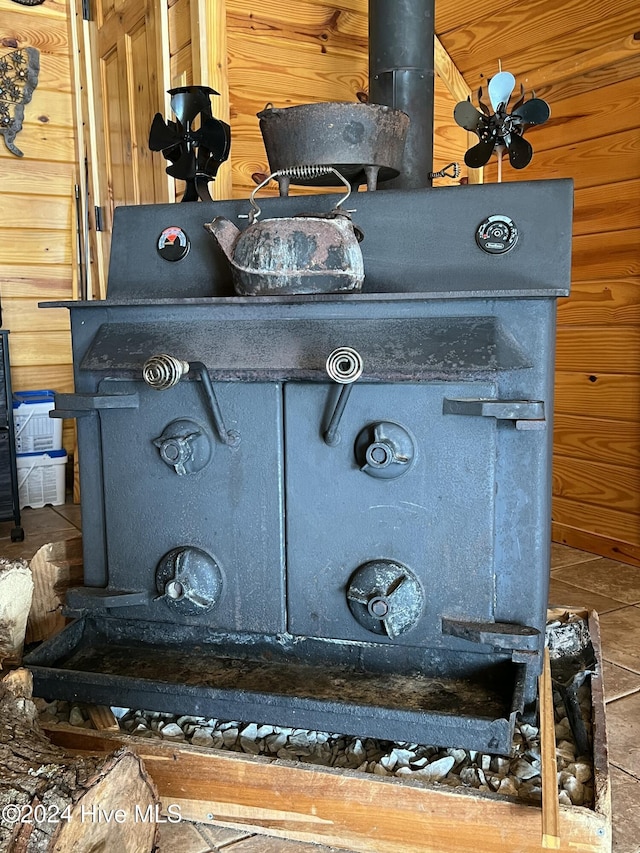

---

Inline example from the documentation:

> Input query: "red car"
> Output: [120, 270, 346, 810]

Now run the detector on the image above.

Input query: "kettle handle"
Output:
[248, 166, 352, 223]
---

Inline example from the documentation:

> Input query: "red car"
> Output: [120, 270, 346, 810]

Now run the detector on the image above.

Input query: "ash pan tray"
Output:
[257, 101, 410, 194]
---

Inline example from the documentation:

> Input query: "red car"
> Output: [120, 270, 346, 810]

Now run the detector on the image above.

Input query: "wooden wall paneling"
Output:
[522, 30, 640, 93]
[0, 124, 74, 163]
[573, 180, 640, 236]
[553, 454, 640, 515]
[0, 229, 72, 268]
[555, 372, 640, 422]
[484, 126, 640, 189]
[533, 51, 640, 106]
[10, 366, 74, 396]
[1, 303, 70, 334]
[0, 194, 71, 234]
[190, 0, 232, 199]
[552, 495, 640, 559]
[440, 1, 639, 87]
[556, 325, 640, 374]
[572, 230, 640, 282]
[167, 0, 191, 56]
[8, 332, 72, 368]
[531, 76, 640, 154]
[1, 265, 75, 301]
[169, 43, 192, 86]
[0, 160, 74, 196]
[557, 279, 640, 325]
[554, 413, 640, 470]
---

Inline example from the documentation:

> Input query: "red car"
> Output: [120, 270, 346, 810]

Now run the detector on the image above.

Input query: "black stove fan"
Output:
[454, 71, 550, 171]
[149, 85, 231, 202]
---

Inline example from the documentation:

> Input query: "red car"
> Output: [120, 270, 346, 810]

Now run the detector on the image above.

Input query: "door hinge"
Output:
[82, 0, 91, 21]
[94, 205, 104, 232]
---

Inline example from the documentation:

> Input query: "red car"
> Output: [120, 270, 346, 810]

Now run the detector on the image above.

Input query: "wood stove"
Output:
[26, 174, 572, 753]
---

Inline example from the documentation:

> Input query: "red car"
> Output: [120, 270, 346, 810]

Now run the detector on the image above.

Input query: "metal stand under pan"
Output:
[25, 616, 526, 754]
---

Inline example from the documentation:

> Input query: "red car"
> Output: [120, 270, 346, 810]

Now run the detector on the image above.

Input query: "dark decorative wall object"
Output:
[0, 46, 40, 156]
[10, 1, 45, 6]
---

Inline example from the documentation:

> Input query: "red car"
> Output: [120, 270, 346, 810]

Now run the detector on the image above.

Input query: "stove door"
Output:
[284, 381, 497, 645]
[96, 378, 285, 632]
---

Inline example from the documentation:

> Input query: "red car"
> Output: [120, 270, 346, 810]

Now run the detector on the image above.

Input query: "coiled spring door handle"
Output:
[323, 347, 363, 446]
[142, 354, 240, 447]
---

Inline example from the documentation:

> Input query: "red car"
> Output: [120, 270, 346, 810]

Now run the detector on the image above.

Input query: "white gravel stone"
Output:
[498, 777, 519, 796]
[255, 724, 274, 738]
[161, 723, 185, 741]
[570, 762, 592, 783]
[413, 755, 455, 782]
[511, 758, 539, 780]
[240, 736, 262, 754]
[191, 727, 214, 747]
[563, 776, 585, 806]
[69, 706, 85, 727]
[222, 727, 239, 746]
[558, 790, 573, 806]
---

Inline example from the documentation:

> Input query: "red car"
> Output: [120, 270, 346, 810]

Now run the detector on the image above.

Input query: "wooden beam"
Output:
[43, 714, 609, 853]
[191, 0, 232, 199]
[153, 0, 173, 202]
[434, 36, 481, 185]
[540, 648, 560, 849]
[552, 521, 640, 568]
[70, 0, 108, 298]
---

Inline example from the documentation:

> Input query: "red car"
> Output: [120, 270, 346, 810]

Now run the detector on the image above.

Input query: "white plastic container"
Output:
[16, 449, 67, 509]
[13, 390, 63, 453]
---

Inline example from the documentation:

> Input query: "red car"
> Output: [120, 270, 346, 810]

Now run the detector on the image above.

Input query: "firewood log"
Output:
[0, 558, 33, 667]
[0, 670, 159, 852]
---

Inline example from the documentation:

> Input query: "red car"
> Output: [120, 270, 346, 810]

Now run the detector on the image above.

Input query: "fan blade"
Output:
[454, 100, 484, 133]
[488, 71, 516, 112]
[464, 137, 496, 169]
[169, 88, 210, 125]
[512, 83, 526, 111]
[512, 98, 551, 126]
[194, 117, 231, 161]
[166, 147, 197, 180]
[505, 132, 533, 169]
[149, 113, 183, 151]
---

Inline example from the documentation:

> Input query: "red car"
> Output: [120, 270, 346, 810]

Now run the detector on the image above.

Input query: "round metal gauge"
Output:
[157, 226, 190, 262]
[476, 214, 519, 255]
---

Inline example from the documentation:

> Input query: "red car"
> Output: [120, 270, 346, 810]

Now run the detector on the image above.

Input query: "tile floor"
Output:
[2, 507, 639, 852]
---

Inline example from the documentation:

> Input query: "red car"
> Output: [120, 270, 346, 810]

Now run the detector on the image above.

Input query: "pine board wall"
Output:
[0, 0, 76, 456]
[482, 46, 640, 565]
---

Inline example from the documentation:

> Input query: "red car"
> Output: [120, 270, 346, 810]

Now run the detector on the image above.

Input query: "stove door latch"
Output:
[323, 346, 363, 446]
[443, 398, 546, 430]
[142, 354, 240, 447]
[442, 617, 540, 663]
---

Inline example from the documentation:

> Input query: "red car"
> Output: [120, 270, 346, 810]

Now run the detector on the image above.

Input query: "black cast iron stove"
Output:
[26, 2, 573, 754]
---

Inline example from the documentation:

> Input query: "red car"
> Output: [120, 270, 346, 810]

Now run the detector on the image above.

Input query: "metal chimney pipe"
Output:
[369, 0, 435, 189]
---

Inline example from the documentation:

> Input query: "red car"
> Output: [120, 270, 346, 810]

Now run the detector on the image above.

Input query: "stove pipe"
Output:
[369, 0, 435, 189]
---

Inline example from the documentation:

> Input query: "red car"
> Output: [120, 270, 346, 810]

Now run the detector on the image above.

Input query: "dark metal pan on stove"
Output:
[257, 101, 410, 195]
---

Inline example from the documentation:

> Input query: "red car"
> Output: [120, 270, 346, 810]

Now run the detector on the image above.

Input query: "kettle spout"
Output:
[204, 216, 241, 261]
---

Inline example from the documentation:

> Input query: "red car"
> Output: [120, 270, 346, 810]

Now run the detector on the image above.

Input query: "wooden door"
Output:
[72, 0, 171, 297]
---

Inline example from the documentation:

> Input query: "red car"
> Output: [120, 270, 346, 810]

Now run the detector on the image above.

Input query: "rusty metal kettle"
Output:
[204, 166, 364, 296]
